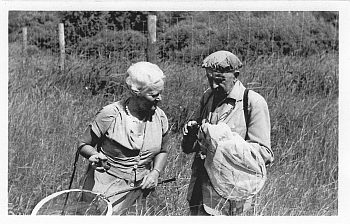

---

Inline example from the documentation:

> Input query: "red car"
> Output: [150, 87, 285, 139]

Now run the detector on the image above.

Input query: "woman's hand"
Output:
[89, 152, 109, 172]
[140, 169, 160, 189]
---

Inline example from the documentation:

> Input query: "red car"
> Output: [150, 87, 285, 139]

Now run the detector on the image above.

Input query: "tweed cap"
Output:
[202, 51, 243, 72]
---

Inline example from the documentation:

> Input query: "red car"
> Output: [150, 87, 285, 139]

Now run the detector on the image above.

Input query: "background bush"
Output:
[9, 11, 338, 60]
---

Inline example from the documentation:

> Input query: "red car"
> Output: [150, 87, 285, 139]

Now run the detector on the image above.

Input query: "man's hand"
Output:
[183, 120, 199, 136]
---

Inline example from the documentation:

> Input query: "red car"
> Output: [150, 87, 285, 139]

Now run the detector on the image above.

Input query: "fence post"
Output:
[59, 23, 65, 72]
[147, 15, 157, 63]
[22, 27, 27, 65]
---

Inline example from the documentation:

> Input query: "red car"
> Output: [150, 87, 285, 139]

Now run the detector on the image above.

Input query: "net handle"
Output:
[104, 177, 176, 199]
[60, 148, 82, 214]
[31, 189, 113, 216]
[32, 178, 176, 215]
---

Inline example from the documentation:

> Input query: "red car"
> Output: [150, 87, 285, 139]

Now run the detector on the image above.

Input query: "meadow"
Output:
[8, 42, 338, 215]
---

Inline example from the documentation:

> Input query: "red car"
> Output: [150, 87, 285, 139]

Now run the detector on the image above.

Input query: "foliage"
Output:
[59, 11, 151, 59]
[8, 11, 339, 61]
[158, 11, 338, 62]
[60, 11, 110, 48]
[66, 29, 147, 60]
[8, 11, 61, 49]
[312, 11, 339, 27]
[158, 20, 210, 63]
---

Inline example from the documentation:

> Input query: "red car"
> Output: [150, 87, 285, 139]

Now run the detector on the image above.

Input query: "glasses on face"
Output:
[206, 72, 227, 84]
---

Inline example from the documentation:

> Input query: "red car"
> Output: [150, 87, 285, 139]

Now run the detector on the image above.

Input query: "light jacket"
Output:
[182, 80, 273, 215]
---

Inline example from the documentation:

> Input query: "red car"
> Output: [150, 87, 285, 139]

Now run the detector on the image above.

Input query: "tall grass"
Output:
[8, 42, 338, 215]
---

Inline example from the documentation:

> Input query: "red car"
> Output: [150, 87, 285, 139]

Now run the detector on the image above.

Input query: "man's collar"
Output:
[226, 80, 245, 101]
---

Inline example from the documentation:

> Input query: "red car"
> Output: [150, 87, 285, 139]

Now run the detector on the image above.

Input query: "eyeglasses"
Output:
[206, 72, 227, 84]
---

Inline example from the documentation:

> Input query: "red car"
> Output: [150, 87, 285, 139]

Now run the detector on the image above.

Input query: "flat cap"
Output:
[202, 51, 243, 72]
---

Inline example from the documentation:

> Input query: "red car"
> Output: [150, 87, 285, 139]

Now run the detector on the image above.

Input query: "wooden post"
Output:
[59, 23, 65, 72]
[147, 15, 157, 63]
[22, 27, 27, 64]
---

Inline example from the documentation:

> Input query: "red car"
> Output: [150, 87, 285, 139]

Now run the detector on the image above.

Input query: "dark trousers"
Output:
[188, 175, 247, 216]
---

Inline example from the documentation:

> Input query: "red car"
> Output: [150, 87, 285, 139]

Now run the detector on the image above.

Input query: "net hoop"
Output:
[31, 189, 113, 216]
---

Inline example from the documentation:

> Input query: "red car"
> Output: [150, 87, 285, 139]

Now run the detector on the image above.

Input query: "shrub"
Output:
[65, 29, 147, 61]
[157, 12, 338, 62]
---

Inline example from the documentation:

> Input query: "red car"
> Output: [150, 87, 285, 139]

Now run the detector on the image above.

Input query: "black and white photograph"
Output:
[3, 0, 349, 221]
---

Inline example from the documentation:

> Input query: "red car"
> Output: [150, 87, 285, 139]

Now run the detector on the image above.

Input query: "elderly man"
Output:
[182, 51, 274, 216]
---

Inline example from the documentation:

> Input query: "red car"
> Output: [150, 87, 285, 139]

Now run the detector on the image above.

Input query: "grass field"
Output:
[8, 42, 338, 215]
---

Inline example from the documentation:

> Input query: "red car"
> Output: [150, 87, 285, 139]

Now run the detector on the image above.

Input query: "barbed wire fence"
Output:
[17, 12, 338, 74]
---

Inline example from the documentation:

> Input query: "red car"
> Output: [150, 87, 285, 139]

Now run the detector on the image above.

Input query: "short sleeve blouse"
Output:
[90, 99, 169, 181]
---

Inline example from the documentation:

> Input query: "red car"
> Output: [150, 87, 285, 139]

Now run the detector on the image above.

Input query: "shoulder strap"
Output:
[199, 90, 215, 122]
[243, 88, 249, 139]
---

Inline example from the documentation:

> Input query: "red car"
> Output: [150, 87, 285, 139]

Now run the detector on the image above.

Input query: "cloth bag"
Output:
[198, 122, 267, 200]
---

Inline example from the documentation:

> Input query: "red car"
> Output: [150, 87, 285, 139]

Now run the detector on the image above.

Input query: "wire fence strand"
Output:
[16, 12, 338, 72]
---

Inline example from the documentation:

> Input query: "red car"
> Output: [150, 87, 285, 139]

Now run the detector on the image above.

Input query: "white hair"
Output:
[125, 62, 165, 95]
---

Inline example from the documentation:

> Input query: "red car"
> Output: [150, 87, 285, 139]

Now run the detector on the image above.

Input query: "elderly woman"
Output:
[78, 62, 169, 215]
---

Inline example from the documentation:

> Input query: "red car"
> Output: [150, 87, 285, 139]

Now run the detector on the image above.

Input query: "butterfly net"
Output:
[199, 122, 267, 200]
[31, 189, 112, 215]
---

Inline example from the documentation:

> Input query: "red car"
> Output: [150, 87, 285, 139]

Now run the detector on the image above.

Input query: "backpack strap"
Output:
[243, 88, 249, 140]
